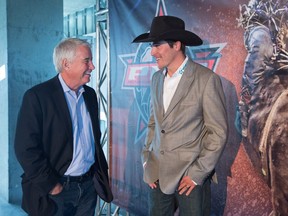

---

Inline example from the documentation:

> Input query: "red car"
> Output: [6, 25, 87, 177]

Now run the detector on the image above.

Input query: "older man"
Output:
[14, 38, 113, 216]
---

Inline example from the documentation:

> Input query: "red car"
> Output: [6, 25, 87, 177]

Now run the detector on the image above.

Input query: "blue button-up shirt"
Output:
[58, 74, 95, 176]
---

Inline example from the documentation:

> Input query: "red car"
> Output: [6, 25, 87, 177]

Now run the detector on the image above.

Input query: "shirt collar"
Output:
[163, 56, 188, 77]
[58, 73, 84, 94]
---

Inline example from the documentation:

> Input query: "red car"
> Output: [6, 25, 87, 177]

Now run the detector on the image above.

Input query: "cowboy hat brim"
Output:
[132, 29, 203, 46]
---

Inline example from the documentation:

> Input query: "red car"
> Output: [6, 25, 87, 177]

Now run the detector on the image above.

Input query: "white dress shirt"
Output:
[163, 56, 188, 112]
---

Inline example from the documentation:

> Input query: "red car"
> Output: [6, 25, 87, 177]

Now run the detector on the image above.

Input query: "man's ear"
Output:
[174, 41, 181, 51]
[62, 58, 70, 70]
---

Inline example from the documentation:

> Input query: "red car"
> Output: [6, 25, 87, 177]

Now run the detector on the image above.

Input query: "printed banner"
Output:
[108, 0, 284, 215]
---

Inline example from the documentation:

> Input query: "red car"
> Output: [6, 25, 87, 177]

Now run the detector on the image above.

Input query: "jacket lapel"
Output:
[154, 71, 165, 121]
[82, 87, 102, 151]
[51, 76, 73, 140]
[163, 60, 195, 120]
[82, 88, 99, 139]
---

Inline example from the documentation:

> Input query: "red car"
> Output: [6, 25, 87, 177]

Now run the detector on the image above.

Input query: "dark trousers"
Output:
[149, 179, 211, 216]
[49, 177, 97, 216]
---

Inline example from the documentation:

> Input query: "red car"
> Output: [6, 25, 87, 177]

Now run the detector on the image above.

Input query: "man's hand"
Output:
[143, 162, 158, 189]
[49, 183, 63, 195]
[178, 176, 196, 196]
[148, 182, 157, 189]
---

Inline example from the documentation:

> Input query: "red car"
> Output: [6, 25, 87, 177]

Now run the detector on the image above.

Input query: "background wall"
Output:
[0, 0, 63, 204]
[0, 0, 9, 201]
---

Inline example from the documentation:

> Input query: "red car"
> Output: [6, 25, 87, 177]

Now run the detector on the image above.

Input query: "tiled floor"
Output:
[0, 197, 26, 216]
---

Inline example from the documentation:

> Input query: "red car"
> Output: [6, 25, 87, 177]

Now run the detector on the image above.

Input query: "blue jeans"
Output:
[149, 179, 211, 216]
[49, 177, 97, 216]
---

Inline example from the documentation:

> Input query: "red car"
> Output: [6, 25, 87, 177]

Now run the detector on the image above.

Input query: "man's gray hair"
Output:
[53, 38, 91, 73]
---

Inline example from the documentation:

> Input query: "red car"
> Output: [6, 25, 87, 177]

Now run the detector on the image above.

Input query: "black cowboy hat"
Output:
[132, 15, 203, 46]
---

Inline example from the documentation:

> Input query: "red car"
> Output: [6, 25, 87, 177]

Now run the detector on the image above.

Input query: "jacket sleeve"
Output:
[188, 74, 228, 185]
[14, 89, 59, 195]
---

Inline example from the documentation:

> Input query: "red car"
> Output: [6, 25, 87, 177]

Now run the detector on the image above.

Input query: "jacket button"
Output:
[160, 151, 164, 154]
[161, 130, 165, 133]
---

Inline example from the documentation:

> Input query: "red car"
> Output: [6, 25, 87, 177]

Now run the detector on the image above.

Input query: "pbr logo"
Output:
[120, 0, 226, 142]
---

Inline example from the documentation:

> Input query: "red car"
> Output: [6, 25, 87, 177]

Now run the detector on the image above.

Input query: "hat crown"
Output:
[132, 15, 203, 46]
[150, 16, 185, 38]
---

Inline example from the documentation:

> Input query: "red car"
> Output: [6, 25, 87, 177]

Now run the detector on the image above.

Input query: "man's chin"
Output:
[82, 77, 90, 84]
[84, 73, 91, 79]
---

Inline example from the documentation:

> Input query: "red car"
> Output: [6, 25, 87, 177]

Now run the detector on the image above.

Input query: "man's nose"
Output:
[90, 61, 95, 70]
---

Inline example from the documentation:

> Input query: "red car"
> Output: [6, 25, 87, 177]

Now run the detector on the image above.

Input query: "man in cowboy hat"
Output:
[133, 15, 227, 215]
